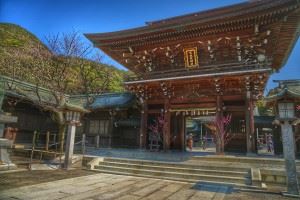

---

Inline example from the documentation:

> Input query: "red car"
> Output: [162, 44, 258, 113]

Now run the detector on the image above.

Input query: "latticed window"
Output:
[89, 120, 110, 135]
[99, 120, 109, 135]
[278, 103, 295, 119]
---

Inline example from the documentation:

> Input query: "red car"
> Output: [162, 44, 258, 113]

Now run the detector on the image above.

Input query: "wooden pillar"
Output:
[140, 101, 148, 149]
[180, 114, 185, 152]
[245, 91, 255, 154]
[250, 100, 256, 152]
[109, 111, 115, 148]
[216, 95, 224, 153]
[163, 99, 171, 151]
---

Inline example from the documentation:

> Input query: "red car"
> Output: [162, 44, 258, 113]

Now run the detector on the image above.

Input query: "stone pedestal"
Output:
[64, 124, 76, 169]
[0, 113, 18, 170]
[0, 123, 4, 138]
[0, 138, 13, 164]
[0, 138, 16, 171]
[280, 121, 300, 196]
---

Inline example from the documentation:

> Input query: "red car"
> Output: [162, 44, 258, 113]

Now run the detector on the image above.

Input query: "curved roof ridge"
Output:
[146, 0, 253, 25]
[85, 0, 296, 40]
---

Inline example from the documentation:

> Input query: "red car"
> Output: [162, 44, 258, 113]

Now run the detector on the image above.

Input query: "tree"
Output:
[77, 53, 113, 105]
[0, 31, 113, 153]
[148, 113, 164, 151]
[256, 99, 273, 116]
[206, 114, 233, 154]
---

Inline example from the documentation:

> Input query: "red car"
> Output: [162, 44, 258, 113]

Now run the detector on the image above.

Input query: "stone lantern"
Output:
[60, 104, 89, 169]
[266, 80, 300, 197]
[0, 77, 18, 170]
[275, 101, 299, 197]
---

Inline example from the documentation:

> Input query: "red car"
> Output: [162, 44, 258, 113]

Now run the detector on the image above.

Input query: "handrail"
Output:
[29, 131, 88, 170]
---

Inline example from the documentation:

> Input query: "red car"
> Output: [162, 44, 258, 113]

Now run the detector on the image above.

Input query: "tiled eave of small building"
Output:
[266, 80, 300, 102]
[0, 76, 136, 112]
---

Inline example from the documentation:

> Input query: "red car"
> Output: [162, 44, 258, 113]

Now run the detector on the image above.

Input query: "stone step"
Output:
[94, 164, 247, 185]
[191, 155, 300, 166]
[103, 157, 249, 172]
[92, 168, 264, 191]
[98, 161, 248, 178]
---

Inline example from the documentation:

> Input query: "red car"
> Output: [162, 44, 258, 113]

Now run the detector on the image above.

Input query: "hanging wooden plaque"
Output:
[183, 47, 199, 68]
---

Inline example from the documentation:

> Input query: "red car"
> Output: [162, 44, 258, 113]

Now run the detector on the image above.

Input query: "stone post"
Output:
[82, 134, 86, 154]
[280, 120, 299, 196]
[96, 134, 100, 148]
[64, 123, 76, 169]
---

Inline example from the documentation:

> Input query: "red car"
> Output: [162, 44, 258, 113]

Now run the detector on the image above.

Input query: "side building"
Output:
[0, 76, 140, 149]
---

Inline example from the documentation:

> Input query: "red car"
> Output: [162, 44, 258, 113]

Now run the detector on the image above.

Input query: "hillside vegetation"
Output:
[0, 23, 126, 94]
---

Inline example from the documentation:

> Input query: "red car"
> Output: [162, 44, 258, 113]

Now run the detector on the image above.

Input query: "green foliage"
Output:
[0, 23, 126, 94]
[256, 99, 273, 116]
[0, 23, 39, 47]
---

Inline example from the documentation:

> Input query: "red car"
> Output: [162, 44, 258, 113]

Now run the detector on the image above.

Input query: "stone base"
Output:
[282, 192, 300, 198]
[246, 152, 257, 157]
[0, 123, 4, 138]
[0, 163, 17, 171]
[0, 138, 14, 166]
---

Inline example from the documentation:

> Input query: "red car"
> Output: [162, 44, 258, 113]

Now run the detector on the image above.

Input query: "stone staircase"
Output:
[88, 157, 255, 188]
[190, 155, 300, 166]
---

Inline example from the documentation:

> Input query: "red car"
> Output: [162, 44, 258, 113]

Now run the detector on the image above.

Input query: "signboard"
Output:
[183, 47, 199, 68]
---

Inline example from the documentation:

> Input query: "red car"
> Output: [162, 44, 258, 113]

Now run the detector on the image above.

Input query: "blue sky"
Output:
[1, 0, 299, 91]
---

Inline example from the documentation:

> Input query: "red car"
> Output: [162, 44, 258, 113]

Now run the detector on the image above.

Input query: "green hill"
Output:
[0, 23, 47, 49]
[0, 23, 126, 93]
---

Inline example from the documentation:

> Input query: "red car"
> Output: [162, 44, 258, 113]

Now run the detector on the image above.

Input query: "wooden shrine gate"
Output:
[86, 0, 300, 153]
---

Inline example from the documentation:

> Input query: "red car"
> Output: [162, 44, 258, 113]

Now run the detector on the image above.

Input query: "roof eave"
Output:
[265, 88, 300, 102]
[85, 0, 299, 42]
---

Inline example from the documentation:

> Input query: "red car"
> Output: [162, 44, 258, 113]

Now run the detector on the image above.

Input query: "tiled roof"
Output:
[266, 80, 300, 101]
[0, 76, 134, 111]
[87, 93, 136, 110]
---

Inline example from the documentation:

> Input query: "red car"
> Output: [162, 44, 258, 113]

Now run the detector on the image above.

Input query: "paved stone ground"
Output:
[0, 173, 229, 200]
[1, 172, 295, 200]
[224, 190, 296, 200]
[0, 169, 99, 191]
